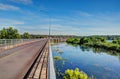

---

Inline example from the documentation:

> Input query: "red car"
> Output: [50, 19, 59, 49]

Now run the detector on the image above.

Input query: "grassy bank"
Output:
[66, 37, 120, 52]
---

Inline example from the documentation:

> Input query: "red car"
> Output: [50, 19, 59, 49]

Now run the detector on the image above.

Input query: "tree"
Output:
[66, 38, 80, 44]
[22, 32, 31, 39]
[80, 37, 90, 44]
[0, 27, 21, 39]
[112, 40, 118, 44]
[0, 28, 7, 39]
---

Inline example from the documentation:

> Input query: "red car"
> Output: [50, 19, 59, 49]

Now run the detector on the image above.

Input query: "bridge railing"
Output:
[0, 39, 43, 51]
[48, 42, 56, 79]
[0, 39, 38, 46]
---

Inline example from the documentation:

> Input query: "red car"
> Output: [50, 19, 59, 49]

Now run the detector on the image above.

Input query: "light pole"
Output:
[48, 15, 51, 41]
[39, 10, 51, 40]
[39, 10, 56, 79]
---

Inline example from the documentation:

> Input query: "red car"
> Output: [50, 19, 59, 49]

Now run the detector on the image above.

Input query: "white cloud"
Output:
[50, 12, 120, 35]
[0, 19, 24, 26]
[39, 5, 48, 11]
[79, 11, 91, 16]
[10, 0, 33, 4]
[18, 11, 120, 35]
[0, 26, 15, 29]
[16, 24, 81, 35]
[1, 9, 119, 35]
[73, 10, 92, 17]
[0, 3, 20, 11]
[39, 18, 62, 23]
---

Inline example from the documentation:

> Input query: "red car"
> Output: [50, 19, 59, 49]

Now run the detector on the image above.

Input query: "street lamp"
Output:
[48, 15, 51, 40]
[39, 10, 51, 40]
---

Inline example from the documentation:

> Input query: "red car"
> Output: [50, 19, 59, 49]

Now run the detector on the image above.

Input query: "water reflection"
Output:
[66, 43, 79, 48]
[79, 45, 120, 61]
[52, 43, 120, 79]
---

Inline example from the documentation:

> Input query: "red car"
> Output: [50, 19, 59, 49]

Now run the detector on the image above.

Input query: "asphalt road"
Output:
[0, 39, 48, 79]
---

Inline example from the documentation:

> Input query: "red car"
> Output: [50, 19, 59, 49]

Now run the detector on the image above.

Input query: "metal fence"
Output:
[0, 39, 41, 51]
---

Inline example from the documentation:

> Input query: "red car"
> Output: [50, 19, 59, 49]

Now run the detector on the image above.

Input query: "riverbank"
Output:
[66, 37, 120, 52]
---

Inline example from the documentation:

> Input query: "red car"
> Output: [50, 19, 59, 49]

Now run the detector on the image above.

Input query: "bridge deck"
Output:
[0, 39, 48, 79]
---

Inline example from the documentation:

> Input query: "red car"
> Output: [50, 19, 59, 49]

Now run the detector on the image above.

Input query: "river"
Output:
[51, 42, 120, 79]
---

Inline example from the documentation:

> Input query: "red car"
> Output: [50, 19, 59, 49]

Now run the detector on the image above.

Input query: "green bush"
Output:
[112, 40, 118, 44]
[66, 38, 80, 44]
[66, 37, 120, 52]
[63, 68, 88, 79]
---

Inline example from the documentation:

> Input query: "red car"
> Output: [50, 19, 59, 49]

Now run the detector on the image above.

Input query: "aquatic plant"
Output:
[58, 50, 63, 55]
[54, 48, 59, 52]
[63, 68, 88, 79]
[53, 56, 62, 61]
[51, 43, 56, 46]
[53, 47, 64, 55]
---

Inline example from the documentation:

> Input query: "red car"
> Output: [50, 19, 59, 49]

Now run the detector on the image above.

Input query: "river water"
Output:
[51, 42, 120, 79]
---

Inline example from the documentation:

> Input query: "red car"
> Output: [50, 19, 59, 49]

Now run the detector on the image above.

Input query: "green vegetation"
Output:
[58, 50, 63, 55]
[22, 32, 31, 39]
[0, 27, 31, 39]
[53, 56, 62, 61]
[30, 34, 48, 38]
[66, 37, 120, 52]
[0, 27, 21, 39]
[66, 38, 80, 44]
[51, 43, 57, 46]
[54, 48, 59, 52]
[53, 47, 64, 55]
[63, 68, 88, 79]
[112, 38, 120, 44]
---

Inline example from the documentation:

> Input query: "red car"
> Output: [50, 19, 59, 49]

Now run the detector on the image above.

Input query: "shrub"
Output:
[63, 68, 88, 79]
[66, 38, 80, 44]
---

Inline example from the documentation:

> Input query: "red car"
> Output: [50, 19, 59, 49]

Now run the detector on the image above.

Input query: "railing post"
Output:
[4, 39, 6, 46]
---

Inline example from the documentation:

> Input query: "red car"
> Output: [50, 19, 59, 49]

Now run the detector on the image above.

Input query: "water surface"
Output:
[52, 43, 120, 79]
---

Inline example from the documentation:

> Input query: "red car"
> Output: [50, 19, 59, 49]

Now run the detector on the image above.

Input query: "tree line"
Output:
[0, 27, 31, 39]
[66, 36, 120, 52]
[0, 27, 75, 39]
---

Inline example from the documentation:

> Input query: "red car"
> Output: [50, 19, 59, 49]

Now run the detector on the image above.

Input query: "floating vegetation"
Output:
[54, 48, 59, 52]
[53, 47, 64, 55]
[53, 56, 62, 61]
[58, 50, 63, 55]
[51, 43, 58, 46]
[63, 68, 89, 79]
[57, 69, 64, 77]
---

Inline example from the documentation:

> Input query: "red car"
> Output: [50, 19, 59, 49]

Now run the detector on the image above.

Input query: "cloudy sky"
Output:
[0, 0, 120, 35]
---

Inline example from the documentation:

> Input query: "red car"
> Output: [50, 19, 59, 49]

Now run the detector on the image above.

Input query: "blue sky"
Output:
[0, 0, 120, 35]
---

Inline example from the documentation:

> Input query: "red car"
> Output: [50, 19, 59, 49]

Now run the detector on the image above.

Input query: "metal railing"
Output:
[0, 39, 42, 51]
[48, 42, 56, 79]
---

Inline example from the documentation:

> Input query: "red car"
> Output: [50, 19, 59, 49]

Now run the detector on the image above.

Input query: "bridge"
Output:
[0, 38, 67, 79]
